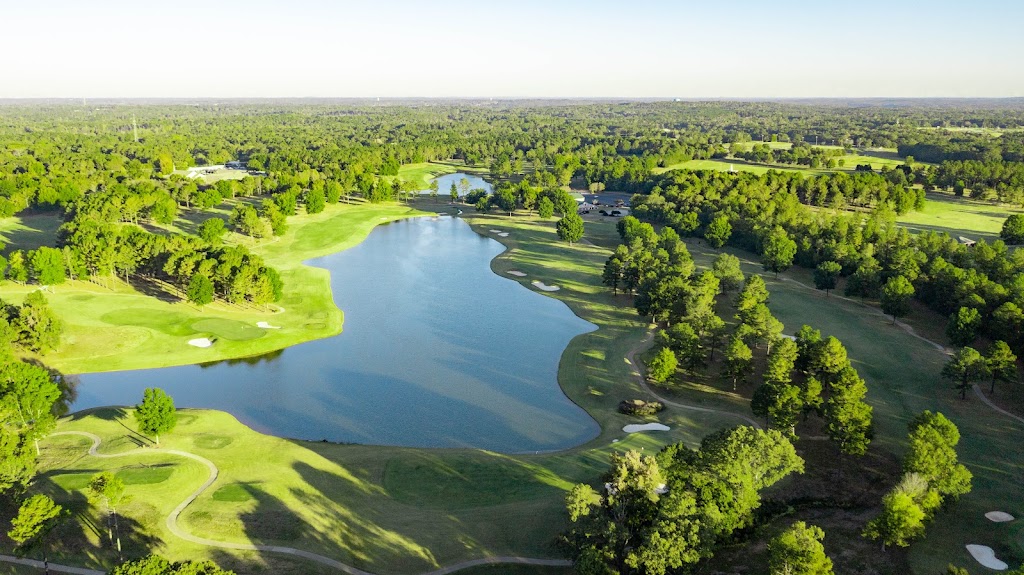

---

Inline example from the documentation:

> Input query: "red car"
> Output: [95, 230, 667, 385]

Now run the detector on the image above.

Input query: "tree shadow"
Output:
[17, 467, 164, 570]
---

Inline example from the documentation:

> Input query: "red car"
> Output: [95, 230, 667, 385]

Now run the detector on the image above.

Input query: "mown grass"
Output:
[387, 162, 459, 189]
[896, 191, 1023, 241]
[11, 202, 1024, 575]
[0, 212, 62, 252]
[4, 202, 426, 373]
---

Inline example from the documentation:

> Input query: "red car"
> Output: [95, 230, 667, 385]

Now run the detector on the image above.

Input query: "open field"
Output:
[6, 201, 425, 373]
[896, 191, 1024, 241]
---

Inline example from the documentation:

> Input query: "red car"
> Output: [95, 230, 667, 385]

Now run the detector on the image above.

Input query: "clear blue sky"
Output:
[3, 0, 1022, 98]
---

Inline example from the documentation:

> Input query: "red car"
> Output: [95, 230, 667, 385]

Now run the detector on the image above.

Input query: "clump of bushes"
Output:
[618, 399, 664, 416]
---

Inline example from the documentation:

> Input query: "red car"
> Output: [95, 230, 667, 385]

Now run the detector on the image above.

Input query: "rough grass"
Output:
[8, 201, 426, 373]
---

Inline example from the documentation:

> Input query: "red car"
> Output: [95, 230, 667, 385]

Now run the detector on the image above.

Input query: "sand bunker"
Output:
[188, 338, 213, 348]
[966, 545, 1008, 570]
[507, 270, 527, 277]
[986, 511, 1016, 522]
[498, 232, 509, 237]
[532, 281, 561, 292]
[623, 423, 671, 433]
[490, 229, 502, 233]
[257, 322, 281, 329]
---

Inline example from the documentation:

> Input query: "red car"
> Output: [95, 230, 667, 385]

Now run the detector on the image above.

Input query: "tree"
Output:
[647, 347, 678, 383]
[705, 214, 732, 248]
[449, 182, 459, 203]
[905, 411, 973, 501]
[537, 196, 554, 219]
[762, 227, 797, 277]
[813, 261, 841, 296]
[863, 491, 925, 550]
[941, 346, 989, 399]
[304, 187, 326, 214]
[768, 521, 834, 575]
[493, 188, 516, 216]
[711, 253, 744, 293]
[89, 471, 126, 550]
[13, 291, 63, 352]
[428, 179, 439, 199]
[825, 367, 873, 455]
[186, 274, 214, 307]
[7, 494, 63, 546]
[556, 213, 584, 244]
[1001, 214, 1024, 244]
[29, 247, 66, 286]
[880, 275, 914, 324]
[135, 387, 177, 444]
[986, 340, 1017, 394]
[946, 307, 981, 347]
[723, 336, 753, 390]
[198, 218, 227, 245]
[110, 556, 235, 575]
[7, 250, 28, 283]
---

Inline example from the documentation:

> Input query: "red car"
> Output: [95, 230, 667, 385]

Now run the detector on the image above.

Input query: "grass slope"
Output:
[8, 202, 425, 373]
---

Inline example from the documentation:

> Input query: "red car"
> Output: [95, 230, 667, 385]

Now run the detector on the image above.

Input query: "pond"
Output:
[72, 217, 600, 452]
[421, 172, 492, 196]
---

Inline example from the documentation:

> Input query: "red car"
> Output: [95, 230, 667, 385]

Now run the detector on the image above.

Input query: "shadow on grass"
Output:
[11, 467, 164, 570]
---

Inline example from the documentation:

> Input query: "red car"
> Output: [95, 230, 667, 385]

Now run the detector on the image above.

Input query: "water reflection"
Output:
[73, 217, 599, 452]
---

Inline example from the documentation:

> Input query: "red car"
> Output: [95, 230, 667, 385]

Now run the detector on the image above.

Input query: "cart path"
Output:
[624, 330, 763, 429]
[12, 431, 571, 575]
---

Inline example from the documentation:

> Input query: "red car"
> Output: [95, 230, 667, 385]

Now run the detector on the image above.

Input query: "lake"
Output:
[72, 216, 600, 452]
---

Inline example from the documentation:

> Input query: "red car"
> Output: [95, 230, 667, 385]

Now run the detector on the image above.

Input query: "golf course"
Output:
[0, 188, 1017, 574]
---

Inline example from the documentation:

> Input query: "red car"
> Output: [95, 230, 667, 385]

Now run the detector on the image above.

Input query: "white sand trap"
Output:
[966, 545, 1008, 570]
[490, 229, 502, 233]
[986, 511, 1016, 522]
[781, 334, 797, 341]
[257, 322, 281, 329]
[188, 338, 213, 348]
[623, 423, 671, 433]
[532, 281, 561, 292]
[507, 270, 527, 277]
[498, 232, 509, 237]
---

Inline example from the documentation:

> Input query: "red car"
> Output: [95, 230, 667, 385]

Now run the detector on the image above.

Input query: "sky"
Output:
[3, 0, 1022, 99]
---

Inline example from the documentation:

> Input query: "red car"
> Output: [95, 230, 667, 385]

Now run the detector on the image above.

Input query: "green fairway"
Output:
[0, 212, 62, 253]
[896, 192, 1023, 241]
[391, 162, 459, 188]
[654, 158, 819, 175]
[11, 201, 426, 373]
[654, 145, 911, 176]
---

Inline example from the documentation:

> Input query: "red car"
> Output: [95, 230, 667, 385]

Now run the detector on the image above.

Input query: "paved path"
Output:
[9, 432, 571, 575]
[624, 330, 763, 429]
[973, 385, 1024, 426]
